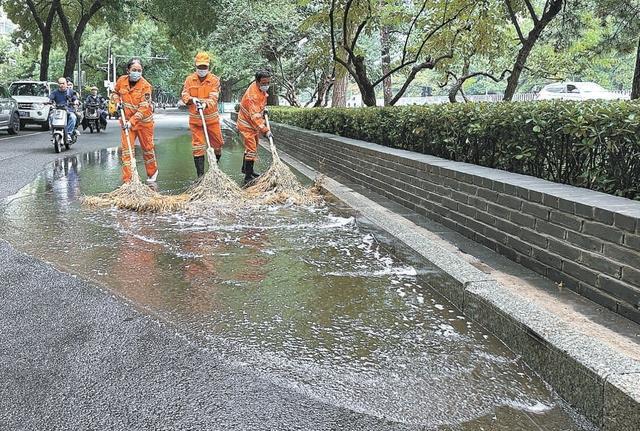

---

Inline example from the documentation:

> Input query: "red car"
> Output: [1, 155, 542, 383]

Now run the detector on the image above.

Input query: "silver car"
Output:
[0, 84, 20, 135]
[9, 80, 56, 130]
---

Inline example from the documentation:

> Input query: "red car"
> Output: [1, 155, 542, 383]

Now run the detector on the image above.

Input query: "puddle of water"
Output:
[0, 129, 595, 430]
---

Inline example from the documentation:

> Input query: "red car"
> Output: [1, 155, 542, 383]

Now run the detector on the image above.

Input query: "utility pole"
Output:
[107, 41, 111, 84]
[77, 47, 82, 97]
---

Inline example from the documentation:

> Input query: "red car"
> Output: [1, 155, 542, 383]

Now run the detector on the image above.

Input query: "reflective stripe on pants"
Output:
[189, 120, 224, 157]
[238, 124, 259, 161]
[120, 122, 157, 182]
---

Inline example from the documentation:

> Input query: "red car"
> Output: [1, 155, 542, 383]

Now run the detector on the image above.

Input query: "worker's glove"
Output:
[265, 130, 273, 139]
[196, 100, 206, 111]
[263, 108, 269, 117]
[121, 120, 131, 130]
[191, 97, 200, 106]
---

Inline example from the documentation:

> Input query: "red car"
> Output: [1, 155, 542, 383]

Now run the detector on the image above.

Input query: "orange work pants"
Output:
[120, 122, 157, 182]
[238, 125, 259, 161]
[189, 120, 224, 157]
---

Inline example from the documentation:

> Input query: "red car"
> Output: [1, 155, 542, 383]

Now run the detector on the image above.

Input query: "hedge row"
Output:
[269, 101, 640, 200]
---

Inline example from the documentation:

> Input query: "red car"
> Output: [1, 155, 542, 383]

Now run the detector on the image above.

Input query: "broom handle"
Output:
[119, 104, 138, 172]
[197, 103, 216, 165]
[264, 113, 278, 158]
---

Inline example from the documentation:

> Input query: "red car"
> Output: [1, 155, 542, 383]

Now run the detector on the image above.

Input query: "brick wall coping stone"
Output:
[289, 124, 640, 224]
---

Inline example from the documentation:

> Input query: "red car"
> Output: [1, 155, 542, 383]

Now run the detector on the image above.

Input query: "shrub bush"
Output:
[270, 101, 640, 200]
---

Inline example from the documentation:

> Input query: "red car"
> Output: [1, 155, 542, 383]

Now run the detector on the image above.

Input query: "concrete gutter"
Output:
[265, 139, 640, 431]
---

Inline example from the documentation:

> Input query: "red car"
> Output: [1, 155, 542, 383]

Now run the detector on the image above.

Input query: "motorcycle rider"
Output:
[48, 77, 77, 144]
[84, 86, 108, 129]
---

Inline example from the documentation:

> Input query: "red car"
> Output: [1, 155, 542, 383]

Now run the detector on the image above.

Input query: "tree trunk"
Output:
[63, 40, 78, 79]
[358, 83, 377, 107]
[57, 1, 104, 80]
[380, 25, 392, 106]
[503, 0, 563, 101]
[353, 56, 377, 106]
[39, 34, 52, 80]
[503, 37, 537, 101]
[313, 72, 332, 107]
[324, 81, 334, 107]
[267, 83, 279, 106]
[449, 60, 470, 103]
[632, 37, 640, 100]
[25, 0, 58, 80]
[220, 80, 234, 102]
[449, 80, 462, 103]
[332, 66, 348, 107]
[283, 87, 299, 107]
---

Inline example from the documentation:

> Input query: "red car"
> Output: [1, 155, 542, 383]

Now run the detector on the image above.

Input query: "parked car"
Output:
[9, 80, 57, 130]
[536, 82, 627, 101]
[0, 84, 20, 135]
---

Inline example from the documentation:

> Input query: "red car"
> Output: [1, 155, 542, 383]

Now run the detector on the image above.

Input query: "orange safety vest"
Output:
[113, 75, 153, 127]
[181, 72, 221, 123]
[237, 82, 268, 134]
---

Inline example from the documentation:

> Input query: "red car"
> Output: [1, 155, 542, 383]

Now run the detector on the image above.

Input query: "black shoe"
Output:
[216, 153, 222, 163]
[194, 155, 205, 178]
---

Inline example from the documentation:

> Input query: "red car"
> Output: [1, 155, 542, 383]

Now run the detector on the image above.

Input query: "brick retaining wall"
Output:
[271, 122, 640, 324]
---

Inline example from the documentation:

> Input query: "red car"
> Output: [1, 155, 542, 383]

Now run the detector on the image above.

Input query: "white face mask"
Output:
[260, 85, 270, 92]
[129, 71, 142, 82]
[197, 69, 209, 78]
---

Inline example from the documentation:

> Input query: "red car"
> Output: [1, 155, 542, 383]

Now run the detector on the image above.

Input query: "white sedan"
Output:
[536, 82, 628, 101]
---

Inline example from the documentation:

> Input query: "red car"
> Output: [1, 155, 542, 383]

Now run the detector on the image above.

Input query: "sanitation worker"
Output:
[112, 57, 158, 183]
[181, 52, 224, 178]
[237, 69, 272, 185]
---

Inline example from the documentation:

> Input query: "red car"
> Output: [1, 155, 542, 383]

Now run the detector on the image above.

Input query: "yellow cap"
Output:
[195, 52, 210, 66]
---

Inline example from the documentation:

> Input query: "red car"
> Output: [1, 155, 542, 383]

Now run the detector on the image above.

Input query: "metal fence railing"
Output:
[341, 90, 631, 107]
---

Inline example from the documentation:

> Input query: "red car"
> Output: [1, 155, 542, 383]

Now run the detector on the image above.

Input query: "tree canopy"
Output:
[0, 0, 637, 102]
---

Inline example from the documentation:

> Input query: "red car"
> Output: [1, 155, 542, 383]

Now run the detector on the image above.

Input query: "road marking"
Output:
[0, 132, 45, 141]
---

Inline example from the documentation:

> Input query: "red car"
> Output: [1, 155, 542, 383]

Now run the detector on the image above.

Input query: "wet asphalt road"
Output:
[0, 112, 419, 430]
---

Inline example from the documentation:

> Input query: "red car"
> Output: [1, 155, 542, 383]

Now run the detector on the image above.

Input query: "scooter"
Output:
[50, 105, 77, 153]
[84, 103, 101, 133]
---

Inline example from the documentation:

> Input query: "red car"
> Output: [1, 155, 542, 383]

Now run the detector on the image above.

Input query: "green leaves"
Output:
[270, 100, 640, 199]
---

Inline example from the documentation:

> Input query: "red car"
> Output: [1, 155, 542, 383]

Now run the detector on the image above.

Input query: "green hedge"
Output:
[270, 101, 640, 200]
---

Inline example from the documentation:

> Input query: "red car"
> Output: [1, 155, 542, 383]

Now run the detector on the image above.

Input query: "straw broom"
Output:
[243, 113, 321, 205]
[82, 104, 187, 212]
[184, 102, 244, 204]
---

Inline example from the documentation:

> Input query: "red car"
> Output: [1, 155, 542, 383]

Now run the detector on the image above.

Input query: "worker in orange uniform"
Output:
[237, 69, 272, 185]
[181, 52, 224, 178]
[113, 57, 158, 183]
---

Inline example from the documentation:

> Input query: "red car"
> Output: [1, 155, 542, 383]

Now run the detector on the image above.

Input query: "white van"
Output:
[9, 80, 58, 130]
